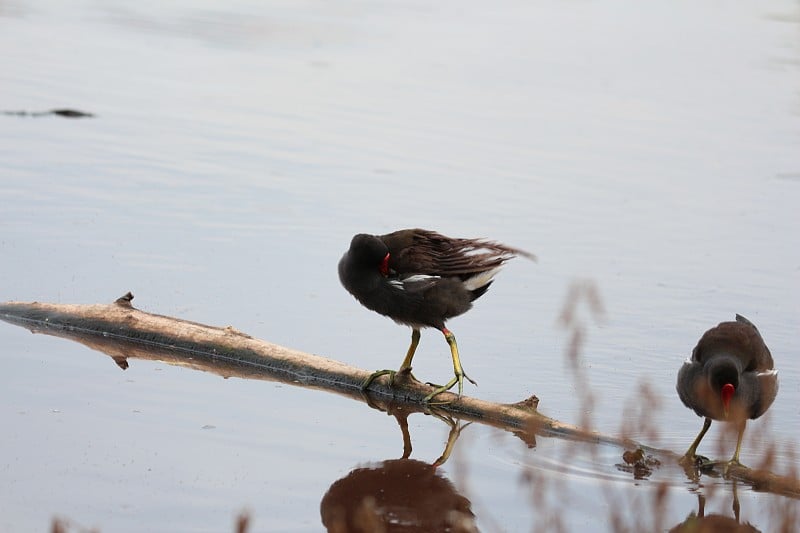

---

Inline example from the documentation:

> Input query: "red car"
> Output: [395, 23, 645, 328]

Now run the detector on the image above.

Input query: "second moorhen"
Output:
[676, 314, 779, 469]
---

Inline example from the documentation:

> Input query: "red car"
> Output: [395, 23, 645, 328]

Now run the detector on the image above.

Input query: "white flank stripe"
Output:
[403, 274, 440, 283]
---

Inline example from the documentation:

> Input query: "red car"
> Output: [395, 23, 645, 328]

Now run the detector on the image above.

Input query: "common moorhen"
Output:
[676, 314, 778, 469]
[338, 228, 534, 402]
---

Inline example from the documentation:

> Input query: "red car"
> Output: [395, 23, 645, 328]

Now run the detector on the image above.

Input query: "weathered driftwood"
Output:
[1, 293, 797, 498]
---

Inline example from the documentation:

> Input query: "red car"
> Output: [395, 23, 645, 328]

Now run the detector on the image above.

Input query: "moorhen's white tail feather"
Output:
[463, 266, 503, 292]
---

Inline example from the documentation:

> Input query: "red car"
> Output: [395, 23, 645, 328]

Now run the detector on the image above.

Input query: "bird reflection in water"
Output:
[669, 484, 760, 533]
[320, 401, 477, 532]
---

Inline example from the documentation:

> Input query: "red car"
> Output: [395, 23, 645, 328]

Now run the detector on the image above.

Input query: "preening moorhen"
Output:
[339, 228, 534, 402]
[676, 314, 778, 468]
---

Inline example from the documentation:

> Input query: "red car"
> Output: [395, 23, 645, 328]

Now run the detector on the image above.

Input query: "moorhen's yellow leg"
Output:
[397, 328, 421, 374]
[679, 417, 712, 466]
[423, 328, 477, 403]
[724, 420, 747, 475]
[730, 420, 746, 465]
[362, 328, 421, 390]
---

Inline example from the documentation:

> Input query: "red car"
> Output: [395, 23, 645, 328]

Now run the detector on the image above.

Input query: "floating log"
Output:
[0, 292, 797, 498]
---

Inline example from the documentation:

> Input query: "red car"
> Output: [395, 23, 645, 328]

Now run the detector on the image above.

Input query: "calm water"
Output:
[1, 1, 799, 531]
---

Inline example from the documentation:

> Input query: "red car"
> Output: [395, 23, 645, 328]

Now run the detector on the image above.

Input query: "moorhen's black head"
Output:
[348, 234, 390, 272]
[706, 356, 741, 419]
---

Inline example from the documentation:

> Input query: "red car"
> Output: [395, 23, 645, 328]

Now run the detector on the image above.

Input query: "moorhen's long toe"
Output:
[676, 314, 779, 472]
[339, 228, 534, 403]
[362, 365, 419, 390]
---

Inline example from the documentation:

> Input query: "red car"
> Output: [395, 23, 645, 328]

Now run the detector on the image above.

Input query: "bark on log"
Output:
[0, 292, 797, 498]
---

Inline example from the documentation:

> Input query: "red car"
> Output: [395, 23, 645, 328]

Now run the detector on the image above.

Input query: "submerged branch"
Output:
[1, 293, 797, 498]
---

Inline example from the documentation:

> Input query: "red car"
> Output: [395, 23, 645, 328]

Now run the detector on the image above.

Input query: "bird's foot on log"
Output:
[361, 367, 419, 391]
[722, 459, 746, 478]
[423, 371, 477, 404]
[362, 369, 394, 390]
[423, 382, 455, 404]
[679, 453, 714, 472]
[390, 366, 420, 385]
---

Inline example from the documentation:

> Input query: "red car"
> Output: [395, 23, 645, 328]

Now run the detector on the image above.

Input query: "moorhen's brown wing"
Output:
[380, 228, 534, 278]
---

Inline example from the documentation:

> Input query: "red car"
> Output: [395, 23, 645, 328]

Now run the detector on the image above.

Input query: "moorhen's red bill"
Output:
[338, 228, 535, 402]
[676, 314, 779, 469]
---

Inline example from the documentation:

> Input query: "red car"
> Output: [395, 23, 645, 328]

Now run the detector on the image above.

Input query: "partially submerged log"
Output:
[1, 292, 797, 498]
[0, 293, 585, 444]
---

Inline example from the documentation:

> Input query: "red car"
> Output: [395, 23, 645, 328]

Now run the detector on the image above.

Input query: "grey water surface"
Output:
[1, 1, 799, 531]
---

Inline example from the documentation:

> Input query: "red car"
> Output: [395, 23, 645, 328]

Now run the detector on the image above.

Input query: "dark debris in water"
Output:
[2, 108, 95, 118]
[616, 448, 662, 480]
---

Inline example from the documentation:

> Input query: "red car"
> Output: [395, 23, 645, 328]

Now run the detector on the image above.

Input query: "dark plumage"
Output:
[339, 228, 534, 402]
[676, 314, 779, 468]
